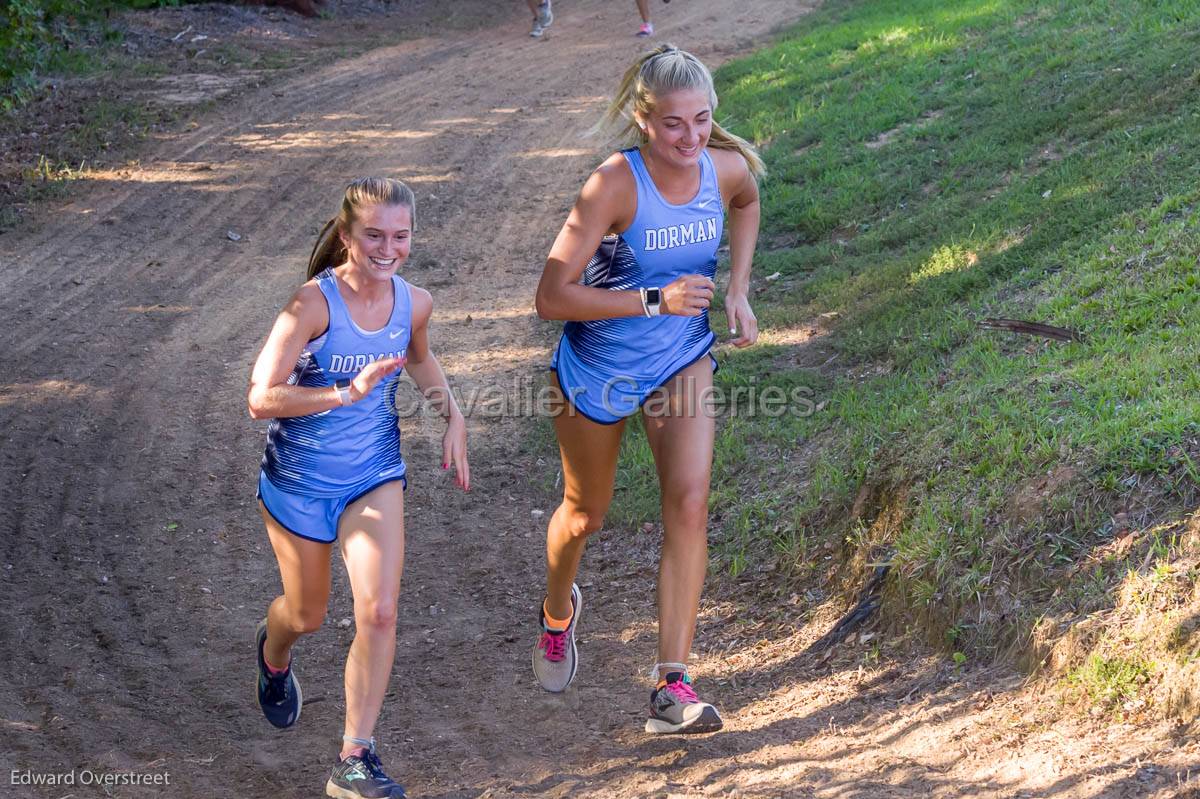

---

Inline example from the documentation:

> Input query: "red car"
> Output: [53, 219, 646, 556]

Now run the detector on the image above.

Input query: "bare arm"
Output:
[535, 158, 645, 321]
[714, 148, 761, 347]
[534, 155, 715, 321]
[247, 283, 405, 420]
[403, 286, 470, 491]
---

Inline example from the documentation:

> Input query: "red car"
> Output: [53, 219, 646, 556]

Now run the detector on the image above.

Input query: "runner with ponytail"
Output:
[248, 177, 469, 797]
[531, 45, 762, 734]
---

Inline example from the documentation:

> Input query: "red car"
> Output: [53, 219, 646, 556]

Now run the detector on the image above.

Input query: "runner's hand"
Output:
[349, 356, 406, 402]
[661, 274, 716, 317]
[442, 412, 470, 492]
[725, 293, 758, 347]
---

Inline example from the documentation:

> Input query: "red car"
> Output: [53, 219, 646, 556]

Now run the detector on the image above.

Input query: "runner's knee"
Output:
[663, 486, 709, 532]
[289, 606, 326, 634]
[560, 505, 606, 539]
[354, 598, 399, 631]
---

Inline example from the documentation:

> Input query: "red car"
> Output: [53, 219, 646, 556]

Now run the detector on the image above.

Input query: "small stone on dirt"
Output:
[339, 617, 352, 628]
[531, 509, 544, 518]
[226, 230, 242, 241]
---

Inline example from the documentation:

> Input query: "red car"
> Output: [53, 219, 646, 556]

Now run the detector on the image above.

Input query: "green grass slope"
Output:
[607, 0, 1200, 712]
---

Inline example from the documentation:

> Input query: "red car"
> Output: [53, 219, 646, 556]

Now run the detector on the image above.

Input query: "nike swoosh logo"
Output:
[389, 330, 405, 339]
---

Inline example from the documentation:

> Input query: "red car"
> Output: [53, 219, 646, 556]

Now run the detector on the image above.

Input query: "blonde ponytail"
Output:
[305, 176, 417, 280]
[597, 44, 765, 180]
[710, 121, 765, 180]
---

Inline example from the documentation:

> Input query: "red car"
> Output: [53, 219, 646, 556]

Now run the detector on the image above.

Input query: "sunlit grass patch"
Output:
[596, 0, 1200, 696]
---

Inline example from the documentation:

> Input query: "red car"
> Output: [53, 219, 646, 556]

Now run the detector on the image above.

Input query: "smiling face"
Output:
[638, 88, 712, 170]
[339, 203, 413, 282]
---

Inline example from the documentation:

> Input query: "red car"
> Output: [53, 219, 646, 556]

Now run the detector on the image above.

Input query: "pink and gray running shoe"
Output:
[531, 583, 582, 692]
[645, 671, 723, 734]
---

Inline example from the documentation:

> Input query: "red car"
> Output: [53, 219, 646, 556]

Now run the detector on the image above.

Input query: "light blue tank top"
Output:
[551, 147, 722, 423]
[262, 269, 412, 496]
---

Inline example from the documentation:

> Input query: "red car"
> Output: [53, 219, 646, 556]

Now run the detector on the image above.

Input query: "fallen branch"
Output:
[806, 560, 891, 655]
[978, 318, 1085, 342]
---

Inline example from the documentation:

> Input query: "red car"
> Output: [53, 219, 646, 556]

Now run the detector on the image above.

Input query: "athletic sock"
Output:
[542, 598, 573, 633]
[264, 658, 289, 677]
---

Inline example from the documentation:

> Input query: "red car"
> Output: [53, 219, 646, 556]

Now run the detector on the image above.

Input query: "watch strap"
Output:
[645, 287, 662, 317]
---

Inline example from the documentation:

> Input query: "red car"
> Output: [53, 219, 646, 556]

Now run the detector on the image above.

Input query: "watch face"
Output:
[646, 288, 661, 305]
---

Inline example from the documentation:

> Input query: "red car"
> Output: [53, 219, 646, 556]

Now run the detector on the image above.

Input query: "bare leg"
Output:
[338, 481, 406, 759]
[544, 386, 625, 620]
[641, 357, 715, 679]
[261, 503, 332, 670]
[636, 0, 651, 24]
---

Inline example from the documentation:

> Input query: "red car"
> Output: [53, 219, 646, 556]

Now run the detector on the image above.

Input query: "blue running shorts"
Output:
[257, 469, 407, 544]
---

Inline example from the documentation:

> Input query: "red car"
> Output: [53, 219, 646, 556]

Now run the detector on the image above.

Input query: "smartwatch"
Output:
[334, 379, 353, 406]
[640, 287, 663, 317]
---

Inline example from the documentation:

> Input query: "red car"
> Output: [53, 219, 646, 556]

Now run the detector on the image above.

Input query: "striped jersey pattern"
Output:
[262, 269, 411, 497]
[552, 147, 722, 423]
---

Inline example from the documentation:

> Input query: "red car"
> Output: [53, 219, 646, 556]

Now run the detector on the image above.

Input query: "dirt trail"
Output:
[0, 1, 1195, 798]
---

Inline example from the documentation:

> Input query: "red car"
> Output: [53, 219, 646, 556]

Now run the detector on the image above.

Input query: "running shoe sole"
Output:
[644, 704, 723, 734]
[325, 780, 407, 799]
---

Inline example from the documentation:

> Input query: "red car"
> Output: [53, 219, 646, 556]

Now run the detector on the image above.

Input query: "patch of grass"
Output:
[254, 49, 304, 71]
[609, 415, 661, 527]
[1, 1, 181, 108]
[20, 153, 86, 201]
[602, 0, 1200, 665]
[1069, 653, 1152, 709]
[65, 95, 174, 155]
